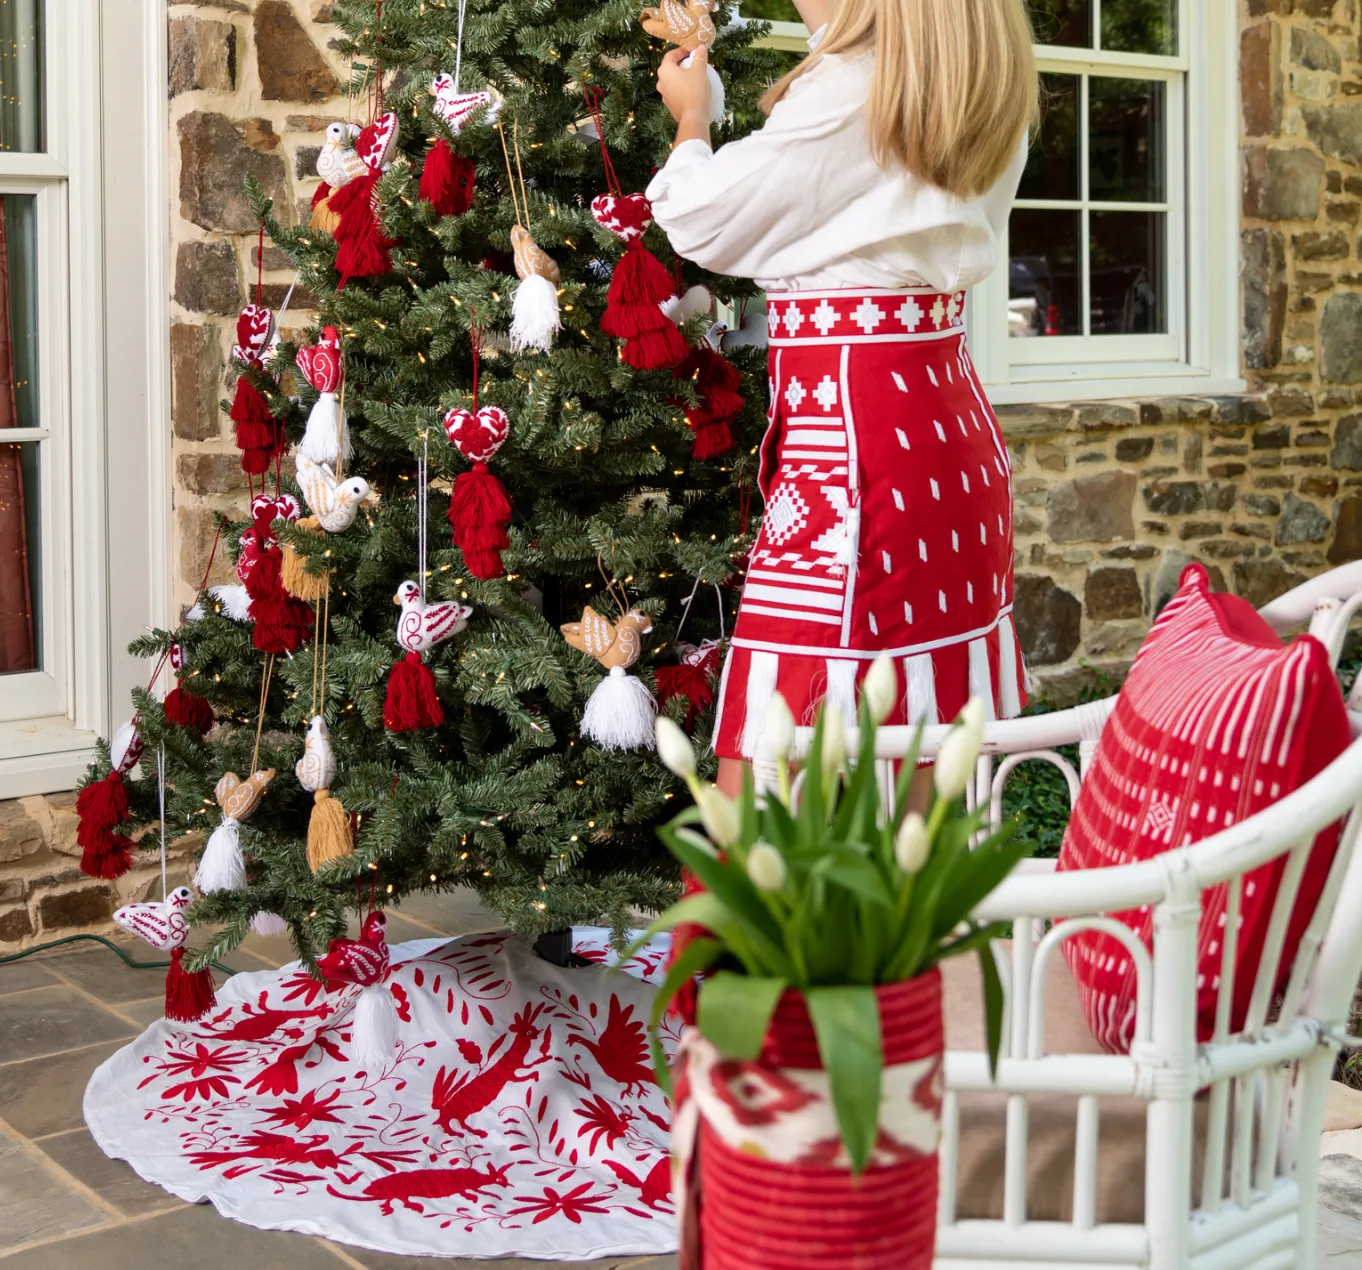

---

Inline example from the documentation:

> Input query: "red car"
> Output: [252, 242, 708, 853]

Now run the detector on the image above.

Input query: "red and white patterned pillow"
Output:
[1058, 564, 1351, 1054]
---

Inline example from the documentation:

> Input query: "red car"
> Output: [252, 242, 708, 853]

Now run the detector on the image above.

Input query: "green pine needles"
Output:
[98, 0, 788, 969]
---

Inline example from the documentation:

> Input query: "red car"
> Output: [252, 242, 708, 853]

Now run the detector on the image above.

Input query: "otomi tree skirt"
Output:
[84, 930, 678, 1260]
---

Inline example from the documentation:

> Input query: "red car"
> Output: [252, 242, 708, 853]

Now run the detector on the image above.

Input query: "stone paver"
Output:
[0, 891, 1349, 1267]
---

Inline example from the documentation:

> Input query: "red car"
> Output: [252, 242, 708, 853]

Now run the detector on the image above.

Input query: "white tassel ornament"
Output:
[195, 769, 274, 894]
[508, 226, 561, 353]
[350, 982, 400, 1069]
[250, 911, 289, 937]
[561, 606, 656, 752]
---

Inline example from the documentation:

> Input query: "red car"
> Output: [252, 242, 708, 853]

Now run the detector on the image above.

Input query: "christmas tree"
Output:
[85, 0, 785, 970]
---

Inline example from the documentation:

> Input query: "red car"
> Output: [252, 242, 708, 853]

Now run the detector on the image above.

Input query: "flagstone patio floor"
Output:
[0, 888, 1358, 1267]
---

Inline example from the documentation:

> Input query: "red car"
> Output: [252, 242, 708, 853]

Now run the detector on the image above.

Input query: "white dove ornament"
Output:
[295, 715, 338, 793]
[394, 580, 473, 653]
[316, 121, 367, 189]
[114, 886, 194, 952]
[295, 452, 371, 533]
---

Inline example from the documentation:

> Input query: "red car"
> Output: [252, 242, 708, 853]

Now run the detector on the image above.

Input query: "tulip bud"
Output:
[746, 842, 787, 892]
[764, 691, 795, 761]
[656, 716, 696, 779]
[862, 653, 897, 725]
[959, 696, 986, 748]
[695, 783, 740, 847]
[934, 719, 981, 802]
[894, 812, 930, 874]
[820, 706, 846, 773]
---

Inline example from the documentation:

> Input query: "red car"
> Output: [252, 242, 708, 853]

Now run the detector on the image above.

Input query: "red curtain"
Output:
[0, 200, 35, 673]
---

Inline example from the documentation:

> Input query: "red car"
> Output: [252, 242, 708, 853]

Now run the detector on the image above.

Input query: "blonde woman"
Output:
[648, 0, 1038, 791]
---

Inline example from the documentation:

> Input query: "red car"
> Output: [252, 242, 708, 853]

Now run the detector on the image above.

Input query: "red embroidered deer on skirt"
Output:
[714, 288, 1025, 759]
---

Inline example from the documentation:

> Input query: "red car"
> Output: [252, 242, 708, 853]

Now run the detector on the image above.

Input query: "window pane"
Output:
[1089, 78, 1166, 203]
[1019, 73, 1080, 201]
[1090, 211, 1166, 334]
[0, 193, 40, 674]
[0, 0, 42, 153]
[1026, 0, 1091, 49]
[1101, 0, 1177, 56]
[0, 439, 38, 673]
[1009, 209, 1081, 337]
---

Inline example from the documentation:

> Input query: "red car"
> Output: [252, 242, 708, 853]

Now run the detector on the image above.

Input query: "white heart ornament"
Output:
[442, 405, 509, 463]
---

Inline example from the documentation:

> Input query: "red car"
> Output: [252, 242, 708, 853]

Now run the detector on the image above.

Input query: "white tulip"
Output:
[934, 716, 982, 802]
[958, 696, 987, 750]
[656, 716, 697, 779]
[763, 691, 795, 761]
[820, 706, 846, 772]
[696, 783, 741, 847]
[894, 812, 930, 874]
[862, 653, 898, 725]
[746, 842, 788, 892]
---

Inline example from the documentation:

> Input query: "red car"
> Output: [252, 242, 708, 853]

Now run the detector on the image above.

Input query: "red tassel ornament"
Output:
[672, 344, 743, 460]
[165, 947, 218, 1022]
[449, 463, 511, 579]
[384, 652, 445, 731]
[228, 304, 281, 474]
[655, 663, 716, 727]
[600, 238, 688, 370]
[76, 717, 142, 881]
[243, 505, 313, 655]
[330, 173, 395, 286]
[419, 138, 476, 217]
[164, 684, 215, 734]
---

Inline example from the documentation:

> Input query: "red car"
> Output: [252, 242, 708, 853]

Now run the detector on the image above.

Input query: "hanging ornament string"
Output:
[497, 120, 528, 233]
[673, 573, 726, 648]
[581, 88, 621, 199]
[417, 429, 429, 605]
[250, 653, 276, 775]
[453, 0, 469, 93]
[597, 554, 630, 619]
[157, 745, 168, 901]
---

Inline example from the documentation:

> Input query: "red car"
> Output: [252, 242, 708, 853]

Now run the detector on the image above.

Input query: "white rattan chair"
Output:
[754, 562, 1362, 1269]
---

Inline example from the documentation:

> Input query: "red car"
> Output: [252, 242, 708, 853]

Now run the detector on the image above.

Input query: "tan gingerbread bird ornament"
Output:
[195, 769, 275, 895]
[638, 0, 726, 121]
[561, 606, 657, 751]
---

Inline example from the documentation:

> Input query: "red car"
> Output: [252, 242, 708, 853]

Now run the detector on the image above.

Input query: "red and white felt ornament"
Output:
[591, 194, 688, 371]
[114, 886, 216, 1023]
[296, 326, 350, 467]
[229, 304, 282, 475]
[243, 495, 314, 656]
[76, 719, 142, 880]
[656, 639, 723, 727]
[421, 74, 497, 218]
[330, 111, 400, 287]
[561, 603, 657, 751]
[162, 641, 214, 735]
[384, 580, 472, 732]
[442, 324, 512, 579]
[317, 911, 397, 1070]
[313, 121, 366, 232]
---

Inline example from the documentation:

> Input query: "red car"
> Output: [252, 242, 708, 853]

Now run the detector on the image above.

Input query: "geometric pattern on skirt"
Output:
[715, 287, 1025, 758]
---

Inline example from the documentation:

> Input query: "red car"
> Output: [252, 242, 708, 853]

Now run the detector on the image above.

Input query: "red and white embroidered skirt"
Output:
[714, 287, 1025, 760]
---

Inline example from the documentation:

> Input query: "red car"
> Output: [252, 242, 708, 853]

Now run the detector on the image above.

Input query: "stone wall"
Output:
[5, 0, 1362, 939]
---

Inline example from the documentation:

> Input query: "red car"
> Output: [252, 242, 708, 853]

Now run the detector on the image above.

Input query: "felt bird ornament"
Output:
[384, 581, 473, 733]
[421, 75, 499, 218]
[76, 718, 143, 880]
[195, 768, 275, 894]
[295, 453, 371, 533]
[113, 887, 217, 1022]
[318, 912, 397, 1071]
[295, 715, 352, 873]
[561, 607, 657, 751]
[638, 0, 726, 121]
[228, 304, 282, 475]
[312, 121, 364, 232]
[508, 224, 562, 354]
[329, 111, 400, 287]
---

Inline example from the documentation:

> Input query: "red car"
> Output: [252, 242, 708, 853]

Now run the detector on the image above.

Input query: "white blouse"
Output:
[646, 48, 1027, 294]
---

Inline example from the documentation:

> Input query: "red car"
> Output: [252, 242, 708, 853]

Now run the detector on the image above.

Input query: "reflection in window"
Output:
[0, 0, 42, 153]
[1009, 209, 1081, 338]
[0, 196, 39, 674]
[1019, 73, 1079, 201]
[1102, 0, 1177, 56]
[1026, 0, 1091, 49]
[1088, 78, 1166, 203]
[1090, 211, 1165, 334]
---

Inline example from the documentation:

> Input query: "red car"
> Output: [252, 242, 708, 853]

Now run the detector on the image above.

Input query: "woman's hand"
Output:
[656, 46, 712, 126]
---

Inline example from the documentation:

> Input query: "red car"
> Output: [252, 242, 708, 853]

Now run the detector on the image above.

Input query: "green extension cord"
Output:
[0, 933, 236, 977]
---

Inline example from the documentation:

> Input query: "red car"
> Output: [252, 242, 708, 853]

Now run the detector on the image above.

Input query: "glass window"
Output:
[0, 192, 40, 677]
[0, 0, 42, 153]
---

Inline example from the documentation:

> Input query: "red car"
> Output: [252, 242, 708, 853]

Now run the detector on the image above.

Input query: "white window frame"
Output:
[746, 1, 1244, 405]
[0, 0, 170, 798]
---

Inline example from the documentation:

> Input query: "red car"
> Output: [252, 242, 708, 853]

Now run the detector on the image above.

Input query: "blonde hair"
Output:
[762, 0, 1039, 200]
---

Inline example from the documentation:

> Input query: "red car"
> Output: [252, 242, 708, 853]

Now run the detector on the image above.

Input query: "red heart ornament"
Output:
[296, 326, 342, 394]
[590, 192, 653, 243]
[251, 493, 301, 527]
[231, 304, 274, 365]
[442, 404, 509, 463]
[355, 111, 399, 173]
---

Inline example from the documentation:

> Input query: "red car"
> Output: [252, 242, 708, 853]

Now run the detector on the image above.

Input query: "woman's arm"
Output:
[656, 47, 713, 150]
[789, 0, 831, 35]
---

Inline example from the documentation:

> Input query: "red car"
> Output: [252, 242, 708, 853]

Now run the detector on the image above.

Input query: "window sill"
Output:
[0, 716, 98, 800]
[983, 370, 1248, 407]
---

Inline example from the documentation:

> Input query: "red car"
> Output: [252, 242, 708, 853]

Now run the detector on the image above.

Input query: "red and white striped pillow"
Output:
[1057, 564, 1350, 1054]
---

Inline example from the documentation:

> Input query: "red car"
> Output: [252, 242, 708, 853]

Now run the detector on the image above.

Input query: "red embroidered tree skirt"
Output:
[85, 930, 678, 1259]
